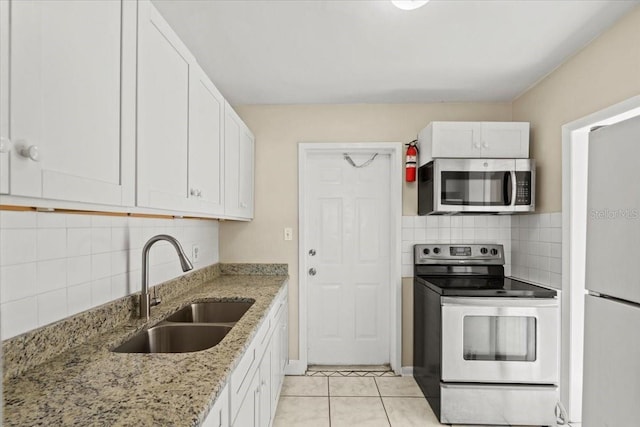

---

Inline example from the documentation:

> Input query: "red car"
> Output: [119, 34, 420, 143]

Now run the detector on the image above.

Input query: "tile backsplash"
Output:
[510, 212, 563, 289]
[402, 215, 512, 277]
[0, 211, 219, 339]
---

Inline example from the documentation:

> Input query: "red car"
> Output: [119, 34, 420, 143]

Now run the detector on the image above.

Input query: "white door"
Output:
[8, 0, 130, 205]
[305, 151, 391, 365]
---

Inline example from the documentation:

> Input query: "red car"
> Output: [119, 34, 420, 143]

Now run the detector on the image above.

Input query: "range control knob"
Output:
[433, 247, 441, 254]
[490, 248, 499, 256]
[480, 247, 488, 255]
[422, 248, 430, 255]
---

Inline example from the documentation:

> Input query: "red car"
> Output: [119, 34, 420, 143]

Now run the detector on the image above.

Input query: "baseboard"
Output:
[401, 366, 414, 376]
[284, 359, 307, 376]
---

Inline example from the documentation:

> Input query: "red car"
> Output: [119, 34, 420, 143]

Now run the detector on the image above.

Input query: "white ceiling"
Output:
[152, 0, 638, 105]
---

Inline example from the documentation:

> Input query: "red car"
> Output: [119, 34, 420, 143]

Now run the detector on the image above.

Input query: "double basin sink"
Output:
[112, 301, 254, 354]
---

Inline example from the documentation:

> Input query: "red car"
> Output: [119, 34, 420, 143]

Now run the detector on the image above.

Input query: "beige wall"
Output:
[220, 103, 512, 363]
[512, 5, 640, 212]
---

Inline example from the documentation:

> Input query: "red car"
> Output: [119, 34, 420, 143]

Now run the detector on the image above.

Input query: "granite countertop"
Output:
[3, 266, 288, 426]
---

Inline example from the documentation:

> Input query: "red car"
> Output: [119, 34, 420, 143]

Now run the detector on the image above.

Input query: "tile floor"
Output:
[273, 375, 447, 427]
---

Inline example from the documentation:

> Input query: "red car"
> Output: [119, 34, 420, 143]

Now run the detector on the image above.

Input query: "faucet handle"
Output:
[151, 296, 162, 307]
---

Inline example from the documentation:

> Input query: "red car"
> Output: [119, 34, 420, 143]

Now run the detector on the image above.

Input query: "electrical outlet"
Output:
[192, 244, 200, 262]
[284, 227, 293, 241]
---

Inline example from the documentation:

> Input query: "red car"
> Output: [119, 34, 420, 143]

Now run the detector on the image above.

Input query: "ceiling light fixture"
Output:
[391, 0, 430, 11]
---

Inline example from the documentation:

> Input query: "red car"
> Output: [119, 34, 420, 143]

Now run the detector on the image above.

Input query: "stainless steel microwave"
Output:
[418, 158, 535, 215]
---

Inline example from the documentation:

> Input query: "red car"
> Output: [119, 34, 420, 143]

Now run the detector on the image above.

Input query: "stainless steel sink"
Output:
[165, 301, 253, 324]
[112, 324, 231, 353]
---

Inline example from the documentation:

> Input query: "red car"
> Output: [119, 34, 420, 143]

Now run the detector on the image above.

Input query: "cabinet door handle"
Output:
[474, 142, 481, 149]
[308, 268, 317, 276]
[482, 142, 489, 148]
[20, 145, 40, 162]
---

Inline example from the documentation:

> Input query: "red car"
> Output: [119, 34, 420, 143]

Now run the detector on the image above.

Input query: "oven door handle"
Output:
[441, 296, 558, 308]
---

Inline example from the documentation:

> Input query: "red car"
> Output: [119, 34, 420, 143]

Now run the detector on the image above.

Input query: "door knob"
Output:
[308, 249, 316, 256]
[308, 268, 316, 276]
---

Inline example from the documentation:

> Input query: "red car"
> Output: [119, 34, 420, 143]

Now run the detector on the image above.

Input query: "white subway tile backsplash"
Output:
[111, 250, 129, 276]
[111, 227, 129, 252]
[401, 214, 512, 278]
[511, 212, 563, 289]
[91, 277, 112, 307]
[550, 243, 562, 258]
[66, 213, 91, 228]
[67, 228, 91, 257]
[110, 273, 129, 300]
[402, 216, 415, 228]
[67, 256, 91, 286]
[550, 228, 562, 243]
[1, 296, 38, 339]
[67, 282, 92, 316]
[414, 216, 427, 228]
[91, 253, 112, 280]
[549, 258, 562, 274]
[0, 211, 37, 228]
[0, 211, 220, 338]
[37, 228, 67, 260]
[37, 212, 67, 228]
[91, 215, 112, 228]
[1, 229, 37, 266]
[414, 228, 426, 241]
[37, 289, 68, 326]
[438, 216, 451, 228]
[1, 263, 37, 303]
[36, 259, 67, 293]
[91, 228, 112, 254]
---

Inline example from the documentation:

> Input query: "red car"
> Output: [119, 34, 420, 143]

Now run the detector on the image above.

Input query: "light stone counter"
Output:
[3, 264, 288, 426]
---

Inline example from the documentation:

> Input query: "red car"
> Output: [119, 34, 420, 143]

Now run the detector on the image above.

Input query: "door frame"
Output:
[296, 142, 402, 375]
[561, 94, 640, 425]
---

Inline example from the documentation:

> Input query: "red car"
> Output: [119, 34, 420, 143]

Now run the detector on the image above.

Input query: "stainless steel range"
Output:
[413, 243, 559, 426]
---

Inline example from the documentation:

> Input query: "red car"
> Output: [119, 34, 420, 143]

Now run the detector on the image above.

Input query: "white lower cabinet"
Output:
[227, 286, 288, 427]
[202, 384, 230, 427]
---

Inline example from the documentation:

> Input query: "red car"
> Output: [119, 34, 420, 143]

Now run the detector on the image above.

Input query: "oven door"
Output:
[441, 297, 558, 384]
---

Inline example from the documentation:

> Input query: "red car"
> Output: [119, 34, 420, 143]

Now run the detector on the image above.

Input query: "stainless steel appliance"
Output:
[413, 243, 559, 425]
[417, 158, 535, 215]
[583, 115, 640, 426]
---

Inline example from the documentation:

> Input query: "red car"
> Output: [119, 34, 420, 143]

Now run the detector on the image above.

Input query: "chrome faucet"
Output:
[140, 234, 194, 319]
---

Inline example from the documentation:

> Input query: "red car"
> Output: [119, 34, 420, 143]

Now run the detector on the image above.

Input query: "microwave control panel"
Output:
[515, 172, 531, 205]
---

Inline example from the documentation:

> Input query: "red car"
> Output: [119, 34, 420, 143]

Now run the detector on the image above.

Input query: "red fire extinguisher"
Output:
[405, 140, 418, 182]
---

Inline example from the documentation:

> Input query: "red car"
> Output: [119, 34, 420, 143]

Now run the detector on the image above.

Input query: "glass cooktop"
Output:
[415, 275, 557, 298]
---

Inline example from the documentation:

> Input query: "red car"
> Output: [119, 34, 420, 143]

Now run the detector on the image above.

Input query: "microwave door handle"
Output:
[511, 171, 517, 206]
[503, 171, 513, 205]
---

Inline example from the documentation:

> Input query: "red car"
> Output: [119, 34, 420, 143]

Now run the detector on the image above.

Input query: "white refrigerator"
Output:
[583, 115, 640, 426]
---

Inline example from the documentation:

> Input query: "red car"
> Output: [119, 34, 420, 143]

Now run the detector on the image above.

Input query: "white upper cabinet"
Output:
[0, 1, 9, 195]
[188, 66, 225, 216]
[4, 0, 135, 205]
[224, 103, 255, 220]
[418, 121, 529, 165]
[136, 0, 194, 212]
